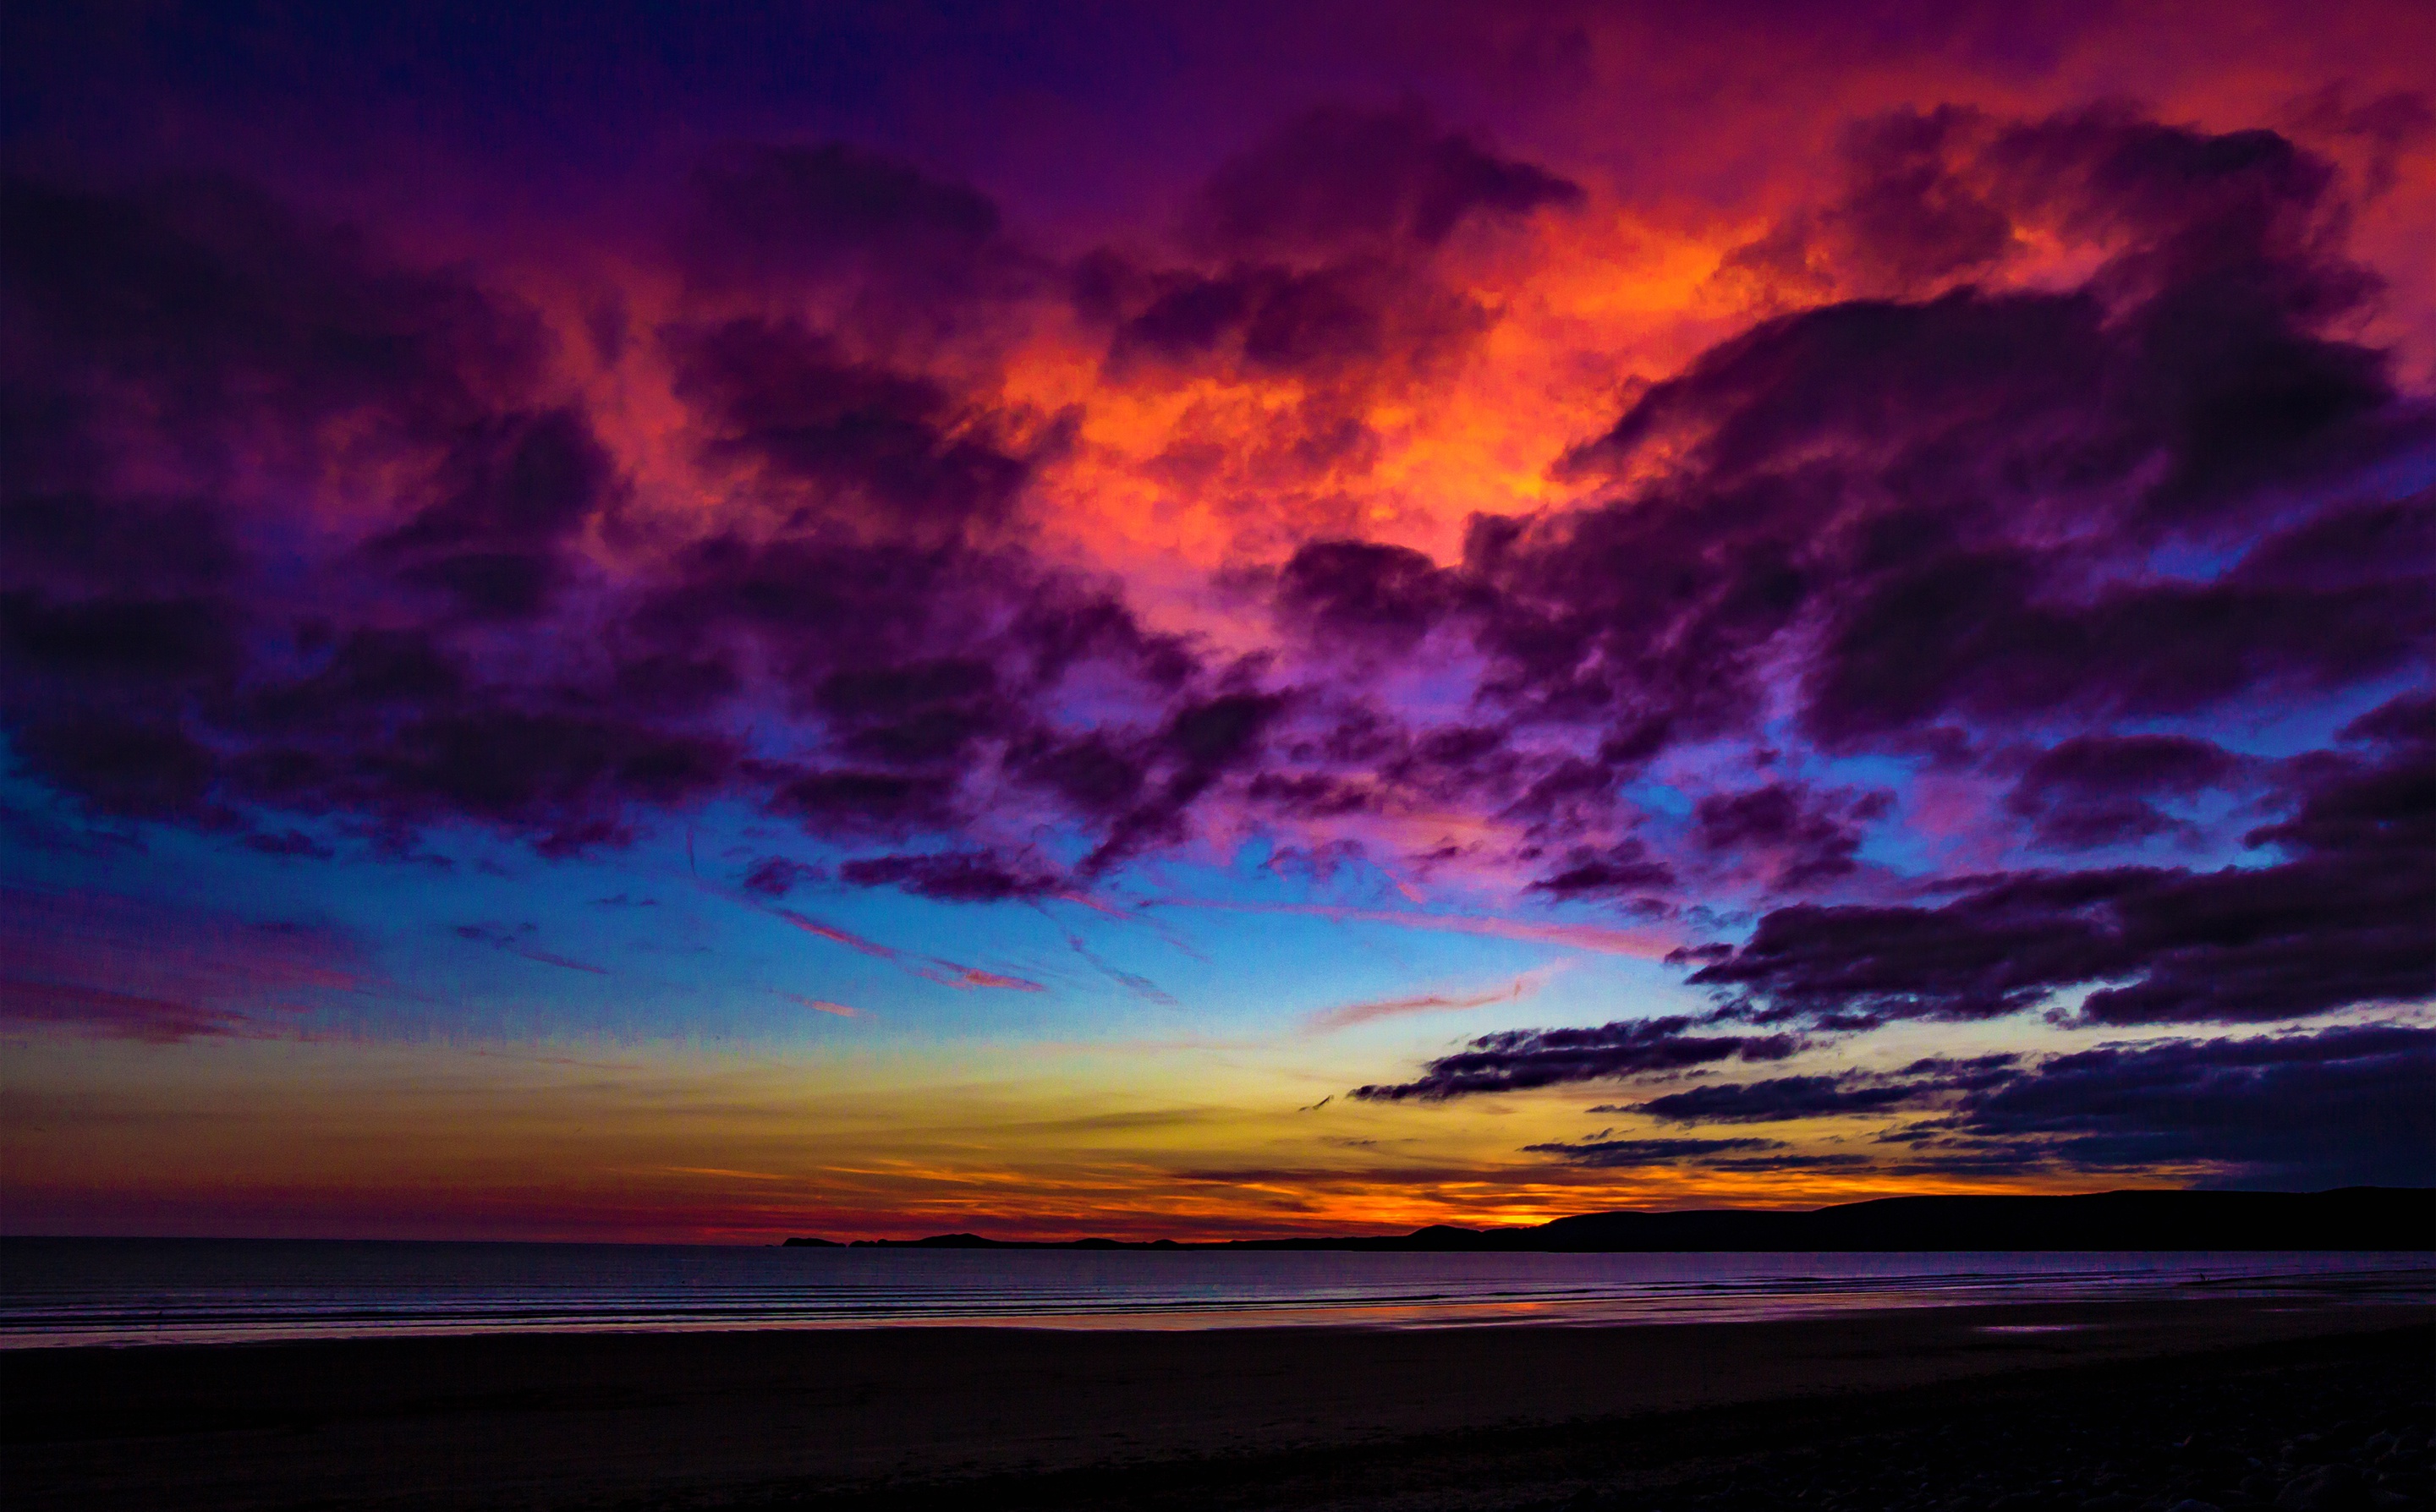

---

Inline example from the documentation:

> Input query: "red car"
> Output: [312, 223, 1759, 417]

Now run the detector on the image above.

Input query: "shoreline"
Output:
[6, 1295, 2428, 1509]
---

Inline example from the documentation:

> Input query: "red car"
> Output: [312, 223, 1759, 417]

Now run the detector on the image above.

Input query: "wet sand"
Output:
[4, 1296, 2429, 1509]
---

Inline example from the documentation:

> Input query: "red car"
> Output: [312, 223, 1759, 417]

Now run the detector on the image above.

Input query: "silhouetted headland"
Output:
[782, 1186, 2432, 1250]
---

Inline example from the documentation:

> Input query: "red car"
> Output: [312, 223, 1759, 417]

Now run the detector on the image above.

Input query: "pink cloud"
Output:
[0, 887, 366, 1042]
[1304, 967, 1555, 1033]
[780, 993, 866, 1019]
[0, 978, 256, 1044]
[771, 907, 1045, 991]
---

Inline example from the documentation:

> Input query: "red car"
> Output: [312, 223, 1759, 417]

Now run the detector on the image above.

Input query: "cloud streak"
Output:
[770, 907, 1044, 992]
[0, 885, 365, 1041]
[1303, 967, 1554, 1033]
[1351, 1016, 1804, 1102]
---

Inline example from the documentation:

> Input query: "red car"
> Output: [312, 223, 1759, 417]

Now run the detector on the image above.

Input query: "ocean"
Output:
[5, 1239, 2429, 1346]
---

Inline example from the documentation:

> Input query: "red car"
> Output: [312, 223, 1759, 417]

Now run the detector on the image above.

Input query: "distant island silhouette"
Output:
[782, 1187, 2432, 1251]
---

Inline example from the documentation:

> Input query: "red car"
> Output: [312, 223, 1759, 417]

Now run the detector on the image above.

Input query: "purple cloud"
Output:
[1350, 1016, 1803, 1102]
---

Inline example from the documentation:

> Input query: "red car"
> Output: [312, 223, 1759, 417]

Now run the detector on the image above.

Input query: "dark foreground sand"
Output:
[4, 1297, 2430, 1510]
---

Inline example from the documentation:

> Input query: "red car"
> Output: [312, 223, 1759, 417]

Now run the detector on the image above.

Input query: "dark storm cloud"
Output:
[1600, 1054, 2021, 1124]
[676, 142, 1012, 296]
[1885, 1022, 2436, 1186]
[1527, 837, 1675, 901]
[1092, 255, 1493, 392]
[1349, 1016, 1802, 1102]
[369, 407, 616, 620]
[742, 857, 820, 898]
[235, 704, 738, 857]
[0, 172, 541, 437]
[1343, 106, 2431, 1124]
[0, 167, 1256, 869]
[1429, 107, 2431, 770]
[0, 169, 774, 856]
[1709, 1153, 1878, 1171]
[839, 851, 1063, 902]
[1009, 731, 1149, 817]
[1081, 689, 1291, 875]
[763, 766, 961, 839]
[2002, 734, 2249, 850]
[7, 96, 2434, 994]
[1521, 1030, 2432, 1186]
[1519, 1135, 1786, 1167]
[1076, 106, 1577, 504]
[1189, 103, 1582, 258]
[0, 491, 239, 600]
[1715, 103, 2402, 511]
[667, 318, 1038, 533]
[1720, 106, 2022, 299]
[1694, 782, 1890, 890]
[1684, 692, 2436, 1027]
[1798, 516, 2435, 748]
[628, 522, 1232, 857]
[812, 659, 1012, 767]
[1274, 540, 1459, 650]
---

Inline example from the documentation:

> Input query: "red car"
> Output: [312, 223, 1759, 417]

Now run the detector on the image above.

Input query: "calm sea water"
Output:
[3, 1239, 2428, 1347]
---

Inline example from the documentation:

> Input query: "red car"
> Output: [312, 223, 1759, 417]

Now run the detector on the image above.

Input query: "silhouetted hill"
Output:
[784, 1187, 2432, 1252]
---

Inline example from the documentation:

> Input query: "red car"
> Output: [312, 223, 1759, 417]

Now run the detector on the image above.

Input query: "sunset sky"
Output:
[4, 1, 2431, 1241]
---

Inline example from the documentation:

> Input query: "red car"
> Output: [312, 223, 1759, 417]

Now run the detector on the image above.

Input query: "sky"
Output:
[3, 0, 2432, 1241]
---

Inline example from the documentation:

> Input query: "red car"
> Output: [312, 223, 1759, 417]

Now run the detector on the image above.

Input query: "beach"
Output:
[6, 1295, 2428, 1509]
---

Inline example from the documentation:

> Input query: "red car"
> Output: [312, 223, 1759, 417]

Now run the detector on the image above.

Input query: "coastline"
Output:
[788, 1186, 2436, 1252]
[6, 1294, 2428, 1509]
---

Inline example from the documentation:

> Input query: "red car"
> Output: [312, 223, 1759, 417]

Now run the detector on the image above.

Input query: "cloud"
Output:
[779, 992, 864, 1019]
[0, 170, 540, 438]
[1525, 1029, 2433, 1186]
[2002, 734, 2250, 851]
[768, 907, 1043, 992]
[1350, 1015, 1802, 1102]
[1303, 968, 1550, 1033]
[1886, 1022, 2436, 1186]
[1065, 934, 1176, 1004]
[1527, 838, 1676, 903]
[1189, 102, 1581, 258]
[453, 922, 609, 975]
[923, 965, 1046, 992]
[742, 857, 821, 897]
[675, 141, 1015, 299]
[1080, 690, 1288, 875]
[0, 978, 260, 1044]
[1418, 107, 2429, 803]
[368, 407, 616, 621]
[3, 98, 2429, 1070]
[1682, 692, 2436, 1027]
[0, 173, 744, 855]
[1274, 540, 1457, 652]
[1, 162, 1255, 877]
[667, 318, 1038, 534]
[840, 851, 1063, 902]
[1693, 783, 1890, 891]
[771, 908, 905, 960]
[0, 885, 364, 1040]
[1520, 1135, 1786, 1167]
[1601, 1054, 2021, 1123]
